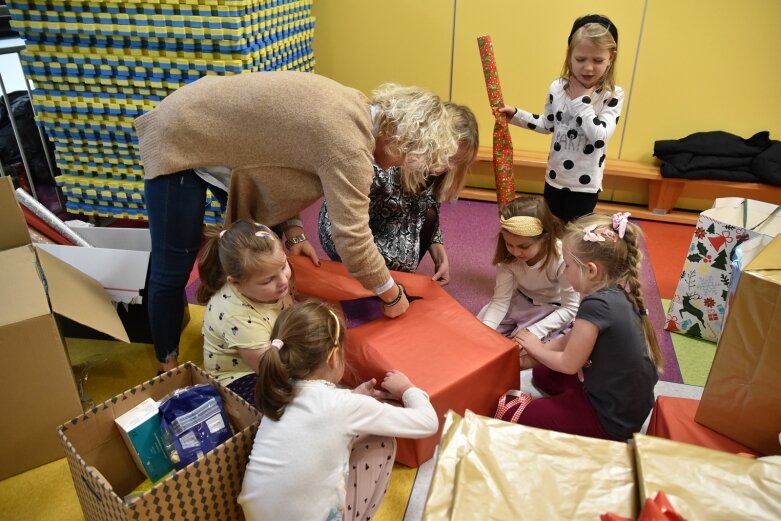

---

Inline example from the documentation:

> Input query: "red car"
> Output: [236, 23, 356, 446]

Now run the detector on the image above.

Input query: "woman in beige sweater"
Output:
[135, 71, 471, 372]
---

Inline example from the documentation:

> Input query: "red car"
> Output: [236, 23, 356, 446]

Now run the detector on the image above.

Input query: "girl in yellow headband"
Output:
[478, 196, 579, 367]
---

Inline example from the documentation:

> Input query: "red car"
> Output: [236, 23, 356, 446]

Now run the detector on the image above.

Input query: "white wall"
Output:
[0, 38, 32, 93]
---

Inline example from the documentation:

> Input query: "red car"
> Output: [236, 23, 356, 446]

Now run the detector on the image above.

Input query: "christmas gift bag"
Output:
[665, 198, 781, 342]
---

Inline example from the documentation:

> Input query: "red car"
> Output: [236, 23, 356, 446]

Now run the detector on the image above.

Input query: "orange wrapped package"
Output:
[290, 257, 520, 466]
[647, 396, 760, 456]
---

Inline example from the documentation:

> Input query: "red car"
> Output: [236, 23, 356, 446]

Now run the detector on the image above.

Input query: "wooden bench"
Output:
[465, 146, 781, 225]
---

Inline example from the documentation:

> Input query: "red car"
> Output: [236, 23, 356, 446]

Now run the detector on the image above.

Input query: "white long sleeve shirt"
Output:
[238, 381, 438, 521]
[510, 78, 624, 193]
[480, 241, 579, 339]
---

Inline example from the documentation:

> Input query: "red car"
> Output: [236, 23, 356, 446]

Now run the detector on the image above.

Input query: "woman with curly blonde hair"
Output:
[135, 71, 466, 373]
[318, 101, 478, 284]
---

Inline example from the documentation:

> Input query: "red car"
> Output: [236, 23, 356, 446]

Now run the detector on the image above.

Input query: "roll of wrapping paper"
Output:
[21, 206, 75, 245]
[477, 35, 515, 206]
[15, 188, 93, 247]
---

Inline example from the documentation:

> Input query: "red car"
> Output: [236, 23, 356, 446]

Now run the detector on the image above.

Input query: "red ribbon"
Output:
[477, 35, 515, 206]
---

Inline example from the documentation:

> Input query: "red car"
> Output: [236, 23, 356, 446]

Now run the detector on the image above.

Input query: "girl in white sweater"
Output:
[478, 197, 579, 366]
[239, 300, 438, 521]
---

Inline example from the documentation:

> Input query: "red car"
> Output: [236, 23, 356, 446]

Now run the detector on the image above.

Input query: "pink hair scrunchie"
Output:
[270, 339, 284, 350]
[612, 212, 631, 239]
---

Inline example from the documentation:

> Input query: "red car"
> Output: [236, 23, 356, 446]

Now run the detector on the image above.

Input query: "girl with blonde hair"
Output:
[506, 212, 662, 441]
[318, 102, 478, 283]
[499, 14, 623, 222]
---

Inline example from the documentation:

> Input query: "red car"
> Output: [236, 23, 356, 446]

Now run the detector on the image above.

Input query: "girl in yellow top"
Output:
[198, 220, 294, 404]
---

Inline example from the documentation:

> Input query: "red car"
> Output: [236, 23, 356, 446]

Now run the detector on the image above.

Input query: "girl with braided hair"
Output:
[478, 196, 579, 359]
[239, 300, 437, 521]
[507, 212, 661, 441]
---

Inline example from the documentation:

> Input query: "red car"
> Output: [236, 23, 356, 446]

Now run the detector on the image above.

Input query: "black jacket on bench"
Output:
[654, 130, 781, 186]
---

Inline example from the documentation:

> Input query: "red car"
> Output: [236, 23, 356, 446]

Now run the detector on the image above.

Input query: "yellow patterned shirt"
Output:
[202, 283, 282, 385]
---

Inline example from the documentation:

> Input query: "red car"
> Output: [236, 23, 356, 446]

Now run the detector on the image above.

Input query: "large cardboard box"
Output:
[40, 225, 190, 343]
[0, 177, 130, 480]
[695, 235, 781, 455]
[58, 363, 261, 521]
[290, 257, 522, 467]
[423, 411, 637, 520]
[37, 225, 158, 343]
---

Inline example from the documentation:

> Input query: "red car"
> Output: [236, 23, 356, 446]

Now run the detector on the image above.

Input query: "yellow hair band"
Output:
[500, 216, 544, 237]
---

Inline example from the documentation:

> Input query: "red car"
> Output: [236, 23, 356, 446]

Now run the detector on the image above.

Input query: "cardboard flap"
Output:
[0, 177, 32, 250]
[37, 243, 150, 303]
[746, 235, 781, 275]
[0, 246, 51, 327]
[70, 226, 151, 252]
[36, 248, 129, 342]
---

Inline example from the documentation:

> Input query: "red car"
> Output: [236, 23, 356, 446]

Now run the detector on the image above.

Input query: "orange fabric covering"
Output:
[647, 396, 761, 456]
[290, 257, 520, 466]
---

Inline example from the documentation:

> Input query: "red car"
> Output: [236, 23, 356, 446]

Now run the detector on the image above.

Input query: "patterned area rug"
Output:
[186, 200, 684, 383]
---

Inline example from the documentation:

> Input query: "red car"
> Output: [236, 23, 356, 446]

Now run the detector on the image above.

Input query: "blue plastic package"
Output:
[158, 384, 233, 470]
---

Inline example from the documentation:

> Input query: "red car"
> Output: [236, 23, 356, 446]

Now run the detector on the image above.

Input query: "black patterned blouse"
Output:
[318, 165, 442, 273]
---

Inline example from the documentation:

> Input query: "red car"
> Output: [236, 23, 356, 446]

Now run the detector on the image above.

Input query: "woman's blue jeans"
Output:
[144, 170, 226, 363]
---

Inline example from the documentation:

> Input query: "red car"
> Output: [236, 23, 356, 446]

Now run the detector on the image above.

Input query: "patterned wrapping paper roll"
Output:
[15, 188, 93, 247]
[477, 35, 515, 206]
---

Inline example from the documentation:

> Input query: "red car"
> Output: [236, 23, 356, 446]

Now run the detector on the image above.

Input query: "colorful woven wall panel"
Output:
[7, 0, 315, 221]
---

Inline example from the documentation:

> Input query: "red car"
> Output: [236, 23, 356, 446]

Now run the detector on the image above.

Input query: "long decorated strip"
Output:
[477, 35, 515, 206]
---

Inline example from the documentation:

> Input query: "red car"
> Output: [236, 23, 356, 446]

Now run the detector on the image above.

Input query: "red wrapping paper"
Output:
[477, 35, 515, 206]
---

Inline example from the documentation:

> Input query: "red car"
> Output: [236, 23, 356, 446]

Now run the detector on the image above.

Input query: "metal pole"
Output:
[0, 67, 38, 199]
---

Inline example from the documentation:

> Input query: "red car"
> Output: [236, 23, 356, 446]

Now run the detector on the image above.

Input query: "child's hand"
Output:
[353, 378, 393, 400]
[279, 293, 294, 310]
[519, 349, 540, 370]
[381, 370, 414, 400]
[498, 105, 517, 119]
[515, 329, 543, 355]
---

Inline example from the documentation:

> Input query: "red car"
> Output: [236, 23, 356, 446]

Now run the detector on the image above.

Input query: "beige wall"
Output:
[312, 0, 781, 208]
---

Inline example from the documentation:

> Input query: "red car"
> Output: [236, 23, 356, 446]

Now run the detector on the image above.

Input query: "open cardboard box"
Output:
[0, 177, 129, 480]
[37, 225, 151, 305]
[58, 363, 261, 521]
[37, 221, 190, 343]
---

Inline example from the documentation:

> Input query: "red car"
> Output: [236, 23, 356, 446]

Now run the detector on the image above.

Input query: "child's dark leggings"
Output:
[511, 365, 618, 441]
[544, 182, 599, 222]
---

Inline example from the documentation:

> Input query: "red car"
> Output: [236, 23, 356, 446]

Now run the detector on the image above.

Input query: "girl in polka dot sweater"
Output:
[500, 14, 624, 222]
[239, 300, 438, 521]
[197, 219, 294, 405]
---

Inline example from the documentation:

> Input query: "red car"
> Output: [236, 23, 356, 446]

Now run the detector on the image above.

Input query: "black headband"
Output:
[568, 14, 618, 45]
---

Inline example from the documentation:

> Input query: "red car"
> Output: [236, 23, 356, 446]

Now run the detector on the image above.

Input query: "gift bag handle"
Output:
[741, 198, 781, 231]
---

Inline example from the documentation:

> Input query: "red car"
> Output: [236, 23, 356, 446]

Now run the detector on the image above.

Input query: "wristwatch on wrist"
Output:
[284, 233, 307, 249]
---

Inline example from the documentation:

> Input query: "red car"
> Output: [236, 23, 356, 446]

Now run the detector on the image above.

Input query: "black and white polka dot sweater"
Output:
[510, 78, 624, 193]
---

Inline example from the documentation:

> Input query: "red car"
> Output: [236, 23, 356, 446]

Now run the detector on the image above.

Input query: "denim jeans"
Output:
[144, 170, 227, 363]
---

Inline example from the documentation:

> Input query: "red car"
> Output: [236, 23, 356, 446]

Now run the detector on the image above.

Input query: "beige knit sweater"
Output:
[134, 71, 391, 291]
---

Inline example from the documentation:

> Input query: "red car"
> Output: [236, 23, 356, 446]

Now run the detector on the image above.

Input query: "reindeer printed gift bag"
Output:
[665, 198, 781, 342]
